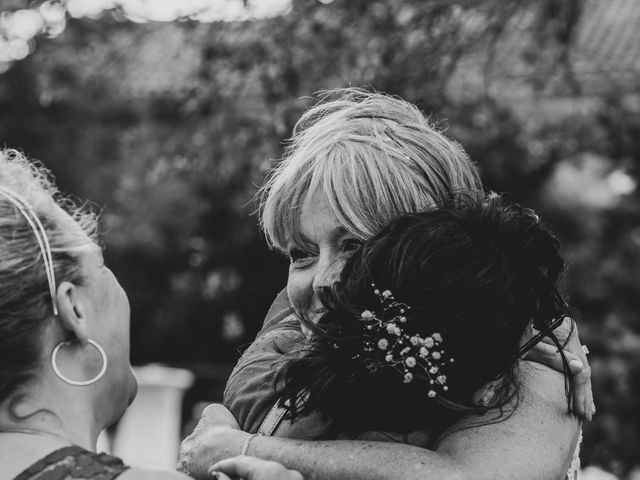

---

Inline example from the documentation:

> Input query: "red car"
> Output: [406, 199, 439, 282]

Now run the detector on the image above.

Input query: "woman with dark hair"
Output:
[275, 193, 576, 452]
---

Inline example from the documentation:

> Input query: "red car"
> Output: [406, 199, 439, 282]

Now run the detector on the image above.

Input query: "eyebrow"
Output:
[293, 225, 354, 248]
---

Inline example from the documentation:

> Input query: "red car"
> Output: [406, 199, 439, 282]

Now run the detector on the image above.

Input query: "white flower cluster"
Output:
[360, 284, 454, 399]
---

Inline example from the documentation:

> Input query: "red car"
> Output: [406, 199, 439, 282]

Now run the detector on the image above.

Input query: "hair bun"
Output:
[454, 192, 566, 319]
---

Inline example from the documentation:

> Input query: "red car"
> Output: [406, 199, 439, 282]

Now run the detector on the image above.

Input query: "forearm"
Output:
[181, 424, 463, 480]
[182, 364, 579, 480]
[254, 365, 578, 480]
[244, 435, 465, 480]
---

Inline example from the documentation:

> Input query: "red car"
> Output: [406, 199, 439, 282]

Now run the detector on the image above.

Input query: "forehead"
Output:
[297, 189, 350, 243]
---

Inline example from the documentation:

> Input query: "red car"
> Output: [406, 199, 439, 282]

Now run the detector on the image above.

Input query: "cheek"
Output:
[105, 284, 131, 355]
[286, 267, 314, 317]
[120, 287, 131, 329]
[119, 291, 131, 351]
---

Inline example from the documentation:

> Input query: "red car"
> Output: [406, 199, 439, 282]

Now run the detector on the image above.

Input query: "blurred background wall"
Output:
[0, 0, 639, 477]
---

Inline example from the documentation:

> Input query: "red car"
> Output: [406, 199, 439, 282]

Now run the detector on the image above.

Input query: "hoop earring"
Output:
[51, 339, 108, 386]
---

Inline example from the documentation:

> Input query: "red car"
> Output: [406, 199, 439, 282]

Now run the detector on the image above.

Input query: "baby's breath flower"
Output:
[359, 285, 453, 400]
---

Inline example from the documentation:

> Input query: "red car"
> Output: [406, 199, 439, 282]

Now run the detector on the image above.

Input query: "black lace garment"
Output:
[13, 446, 129, 480]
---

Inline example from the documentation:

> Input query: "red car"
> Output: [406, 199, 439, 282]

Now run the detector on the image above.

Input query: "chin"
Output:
[103, 368, 139, 427]
[126, 368, 139, 406]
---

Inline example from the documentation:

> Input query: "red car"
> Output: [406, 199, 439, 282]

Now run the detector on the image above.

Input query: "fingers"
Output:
[523, 317, 596, 421]
[209, 473, 233, 480]
[563, 322, 595, 421]
[573, 363, 594, 421]
[525, 341, 570, 368]
[569, 353, 593, 421]
[210, 456, 304, 480]
[526, 341, 585, 373]
[553, 316, 574, 344]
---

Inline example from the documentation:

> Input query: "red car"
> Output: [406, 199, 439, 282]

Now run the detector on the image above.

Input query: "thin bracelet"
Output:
[241, 433, 261, 456]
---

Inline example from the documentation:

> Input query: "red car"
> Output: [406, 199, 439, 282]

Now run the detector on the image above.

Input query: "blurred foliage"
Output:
[0, 0, 639, 476]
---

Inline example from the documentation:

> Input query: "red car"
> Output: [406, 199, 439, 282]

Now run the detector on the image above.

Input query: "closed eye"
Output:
[288, 247, 308, 261]
[287, 246, 316, 267]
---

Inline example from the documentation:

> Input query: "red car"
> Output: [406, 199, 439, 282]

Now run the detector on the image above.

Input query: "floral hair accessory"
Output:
[357, 283, 454, 399]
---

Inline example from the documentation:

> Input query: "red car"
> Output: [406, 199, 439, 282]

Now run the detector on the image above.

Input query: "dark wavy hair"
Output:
[275, 192, 573, 441]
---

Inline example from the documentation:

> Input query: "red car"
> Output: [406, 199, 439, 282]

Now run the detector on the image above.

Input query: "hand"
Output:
[209, 456, 304, 480]
[193, 403, 241, 431]
[523, 317, 594, 420]
[178, 404, 247, 479]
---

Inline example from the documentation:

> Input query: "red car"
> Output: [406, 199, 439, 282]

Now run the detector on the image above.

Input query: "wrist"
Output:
[206, 426, 249, 461]
[241, 433, 263, 456]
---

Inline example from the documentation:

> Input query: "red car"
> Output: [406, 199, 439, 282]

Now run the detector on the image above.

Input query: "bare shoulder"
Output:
[518, 359, 574, 413]
[435, 361, 580, 480]
[118, 467, 193, 480]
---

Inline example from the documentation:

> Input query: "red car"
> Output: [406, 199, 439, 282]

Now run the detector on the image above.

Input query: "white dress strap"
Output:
[566, 430, 582, 480]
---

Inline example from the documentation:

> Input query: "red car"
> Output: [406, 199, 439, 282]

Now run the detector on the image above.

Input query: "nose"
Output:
[312, 253, 347, 292]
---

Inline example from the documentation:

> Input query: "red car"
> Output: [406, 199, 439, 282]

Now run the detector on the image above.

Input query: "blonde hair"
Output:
[0, 149, 99, 402]
[260, 88, 482, 250]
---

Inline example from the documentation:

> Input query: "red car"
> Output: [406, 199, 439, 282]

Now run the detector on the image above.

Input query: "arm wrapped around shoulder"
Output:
[275, 191, 576, 440]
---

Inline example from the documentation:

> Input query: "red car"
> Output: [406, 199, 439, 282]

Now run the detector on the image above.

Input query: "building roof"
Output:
[449, 0, 640, 100]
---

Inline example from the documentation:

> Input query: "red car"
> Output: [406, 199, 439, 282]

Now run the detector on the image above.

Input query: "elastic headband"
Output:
[0, 187, 58, 316]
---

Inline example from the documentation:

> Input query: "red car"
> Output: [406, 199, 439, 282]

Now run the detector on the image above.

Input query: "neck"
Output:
[0, 382, 101, 451]
[2, 421, 98, 451]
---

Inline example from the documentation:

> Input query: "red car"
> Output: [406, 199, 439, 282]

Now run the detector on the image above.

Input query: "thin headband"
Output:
[0, 186, 58, 316]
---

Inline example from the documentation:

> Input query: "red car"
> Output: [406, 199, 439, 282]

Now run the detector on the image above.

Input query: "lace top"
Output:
[13, 446, 129, 480]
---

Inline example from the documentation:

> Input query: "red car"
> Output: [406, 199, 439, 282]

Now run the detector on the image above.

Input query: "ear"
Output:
[55, 280, 90, 344]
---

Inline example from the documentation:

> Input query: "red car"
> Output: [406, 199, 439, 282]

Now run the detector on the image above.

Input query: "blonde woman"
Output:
[180, 89, 591, 479]
[0, 150, 301, 480]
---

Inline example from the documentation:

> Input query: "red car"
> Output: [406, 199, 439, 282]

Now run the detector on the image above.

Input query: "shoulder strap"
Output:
[257, 401, 289, 436]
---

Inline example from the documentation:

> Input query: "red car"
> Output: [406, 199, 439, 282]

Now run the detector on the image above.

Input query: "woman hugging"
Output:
[276, 192, 574, 447]
[180, 89, 589, 480]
